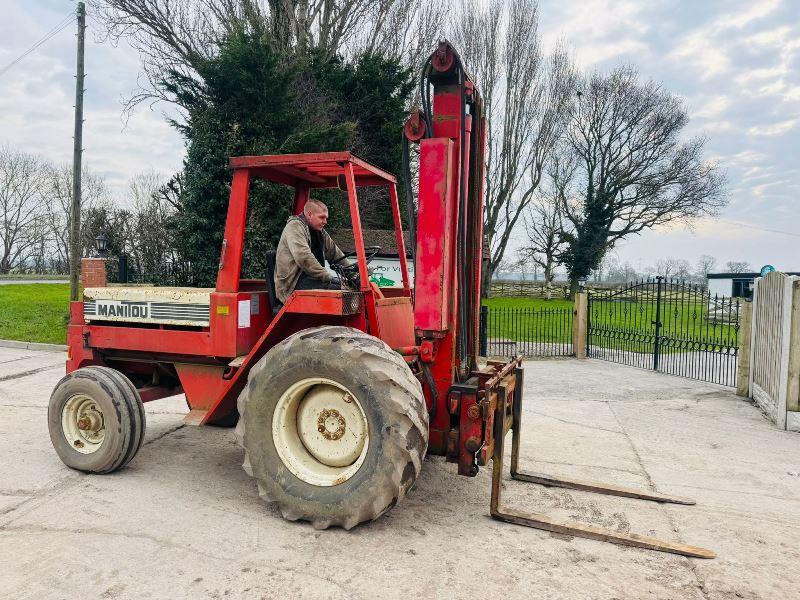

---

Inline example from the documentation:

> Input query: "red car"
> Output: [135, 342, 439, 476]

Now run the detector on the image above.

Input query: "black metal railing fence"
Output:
[479, 305, 574, 358]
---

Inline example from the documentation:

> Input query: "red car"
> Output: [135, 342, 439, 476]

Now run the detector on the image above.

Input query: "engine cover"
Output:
[83, 286, 213, 327]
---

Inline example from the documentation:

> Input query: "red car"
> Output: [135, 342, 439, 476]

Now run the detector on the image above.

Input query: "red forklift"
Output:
[49, 42, 713, 558]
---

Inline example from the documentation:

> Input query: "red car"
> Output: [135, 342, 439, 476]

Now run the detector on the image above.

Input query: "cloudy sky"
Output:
[538, 0, 799, 273]
[1, 0, 798, 273]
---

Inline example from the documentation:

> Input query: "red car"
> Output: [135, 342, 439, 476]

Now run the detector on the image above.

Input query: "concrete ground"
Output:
[1, 348, 799, 600]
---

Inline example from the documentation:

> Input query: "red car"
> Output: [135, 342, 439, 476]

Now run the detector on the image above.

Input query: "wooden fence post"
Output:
[573, 292, 587, 358]
[736, 301, 753, 397]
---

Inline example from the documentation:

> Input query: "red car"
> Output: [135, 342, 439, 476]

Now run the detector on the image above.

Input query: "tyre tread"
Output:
[237, 326, 427, 529]
[49, 366, 146, 474]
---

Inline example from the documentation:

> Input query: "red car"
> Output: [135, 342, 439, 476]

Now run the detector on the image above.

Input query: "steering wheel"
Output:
[331, 246, 381, 287]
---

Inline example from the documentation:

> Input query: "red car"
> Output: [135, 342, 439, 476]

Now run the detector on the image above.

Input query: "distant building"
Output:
[707, 271, 800, 300]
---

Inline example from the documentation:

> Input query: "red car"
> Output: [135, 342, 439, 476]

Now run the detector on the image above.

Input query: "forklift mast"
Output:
[405, 42, 487, 458]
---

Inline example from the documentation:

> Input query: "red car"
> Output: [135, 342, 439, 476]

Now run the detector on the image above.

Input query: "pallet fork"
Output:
[489, 367, 716, 559]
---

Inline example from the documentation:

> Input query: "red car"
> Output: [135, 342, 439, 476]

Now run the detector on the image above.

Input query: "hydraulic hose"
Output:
[455, 60, 470, 378]
[421, 361, 438, 418]
[401, 134, 416, 274]
[419, 58, 433, 139]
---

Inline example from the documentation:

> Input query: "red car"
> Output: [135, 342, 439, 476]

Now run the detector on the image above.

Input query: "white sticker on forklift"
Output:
[238, 300, 251, 328]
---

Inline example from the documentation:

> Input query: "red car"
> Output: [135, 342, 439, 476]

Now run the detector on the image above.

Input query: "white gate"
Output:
[749, 272, 800, 430]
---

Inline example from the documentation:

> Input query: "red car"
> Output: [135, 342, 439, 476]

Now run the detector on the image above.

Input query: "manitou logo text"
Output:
[96, 300, 149, 318]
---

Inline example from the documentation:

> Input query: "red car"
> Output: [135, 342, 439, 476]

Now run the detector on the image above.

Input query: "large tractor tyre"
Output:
[48, 366, 146, 474]
[207, 409, 239, 428]
[236, 326, 428, 530]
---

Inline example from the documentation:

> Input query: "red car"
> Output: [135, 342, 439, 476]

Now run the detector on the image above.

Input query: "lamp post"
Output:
[95, 233, 109, 257]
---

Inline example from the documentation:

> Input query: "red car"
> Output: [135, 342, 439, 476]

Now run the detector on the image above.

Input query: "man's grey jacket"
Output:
[274, 215, 345, 303]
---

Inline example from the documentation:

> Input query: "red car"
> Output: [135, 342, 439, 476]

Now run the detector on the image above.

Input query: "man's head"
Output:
[303, 198, 329, 231]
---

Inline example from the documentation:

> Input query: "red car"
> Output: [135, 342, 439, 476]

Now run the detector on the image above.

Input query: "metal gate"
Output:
[587, 277, 741, 387]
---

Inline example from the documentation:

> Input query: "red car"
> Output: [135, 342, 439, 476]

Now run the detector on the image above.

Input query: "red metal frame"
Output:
[67, 43, 513, 480]
[68, 152, 413, 425]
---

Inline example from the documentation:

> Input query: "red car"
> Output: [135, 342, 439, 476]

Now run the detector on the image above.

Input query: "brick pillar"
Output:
[81, 258, 107, 290]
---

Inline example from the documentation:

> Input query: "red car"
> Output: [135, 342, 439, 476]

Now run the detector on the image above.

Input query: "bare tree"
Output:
[605, 259, 639, 283]
[654, 257, 679, 278]
[451, 0, 576, 297]
[93, 0, 447, 114]
[124, 171, 180, 279]
[557, 67, 727, 295]
[675, 259, 692, 280]
[45, 164, 110, 273]
[494, 257, 517, 279]
[92, 0, 222, 113]
[653, 258, 691, 280]
[521, 194, 565, 299]
[0, 146, 49, 273]
[695, 254, 717, 279]
[354, 0, 450, 68]
[725, 261, 751, 273]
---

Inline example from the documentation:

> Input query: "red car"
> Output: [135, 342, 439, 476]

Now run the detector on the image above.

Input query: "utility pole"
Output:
[69, 2, 86, 302]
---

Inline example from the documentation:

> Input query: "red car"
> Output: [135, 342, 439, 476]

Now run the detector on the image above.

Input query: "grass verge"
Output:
[0, 284, 70, 344]
[0, 273, 69, 280]
[483, 297, 573, 310]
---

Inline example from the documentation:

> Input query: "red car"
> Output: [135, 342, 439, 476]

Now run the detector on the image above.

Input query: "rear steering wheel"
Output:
[331, 246, 381, 288]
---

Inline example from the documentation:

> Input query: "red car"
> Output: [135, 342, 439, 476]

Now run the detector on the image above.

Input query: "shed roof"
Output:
[707, 272, 800, 279]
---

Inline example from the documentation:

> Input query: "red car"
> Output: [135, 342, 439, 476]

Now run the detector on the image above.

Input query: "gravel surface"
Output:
[1, 348, 799, 599]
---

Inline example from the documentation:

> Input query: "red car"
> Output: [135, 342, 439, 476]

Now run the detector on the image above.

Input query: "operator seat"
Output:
[264, 251, 283, 315]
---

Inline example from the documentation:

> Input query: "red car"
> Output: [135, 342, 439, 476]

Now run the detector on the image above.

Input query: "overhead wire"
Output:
[714, 218, 800, 239]
[0, 10, 77, 78]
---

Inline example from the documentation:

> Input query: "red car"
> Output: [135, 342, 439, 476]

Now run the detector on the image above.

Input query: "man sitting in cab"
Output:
[274, 198, 347, 303]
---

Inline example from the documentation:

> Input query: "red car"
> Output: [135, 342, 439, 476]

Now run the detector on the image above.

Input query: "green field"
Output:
[483, 297, 573, 311]
[0, 284, 70, 344]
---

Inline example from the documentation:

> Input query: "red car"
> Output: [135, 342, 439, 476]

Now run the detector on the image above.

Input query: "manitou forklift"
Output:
[49, 42, 713, 558]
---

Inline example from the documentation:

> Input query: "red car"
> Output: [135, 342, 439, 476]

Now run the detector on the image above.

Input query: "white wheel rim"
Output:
[272, 377, 369, 486]
[62, 394, 105, 454]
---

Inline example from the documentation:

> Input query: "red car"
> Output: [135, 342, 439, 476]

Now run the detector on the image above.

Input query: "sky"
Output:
[537, 0, 800, 273]
[1, 0, 798, 274]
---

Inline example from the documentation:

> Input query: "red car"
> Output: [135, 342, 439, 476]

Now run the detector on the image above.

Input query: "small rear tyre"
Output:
[48, 366, 146, 474]
[236, 326, 428, 530]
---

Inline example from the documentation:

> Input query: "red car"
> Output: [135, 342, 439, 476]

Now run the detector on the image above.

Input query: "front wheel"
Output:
[48, 366, 146, 474]
[236, 326, 428, 529]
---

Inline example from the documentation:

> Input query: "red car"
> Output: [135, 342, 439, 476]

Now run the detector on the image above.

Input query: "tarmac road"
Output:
[1, 347, 799, 599]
